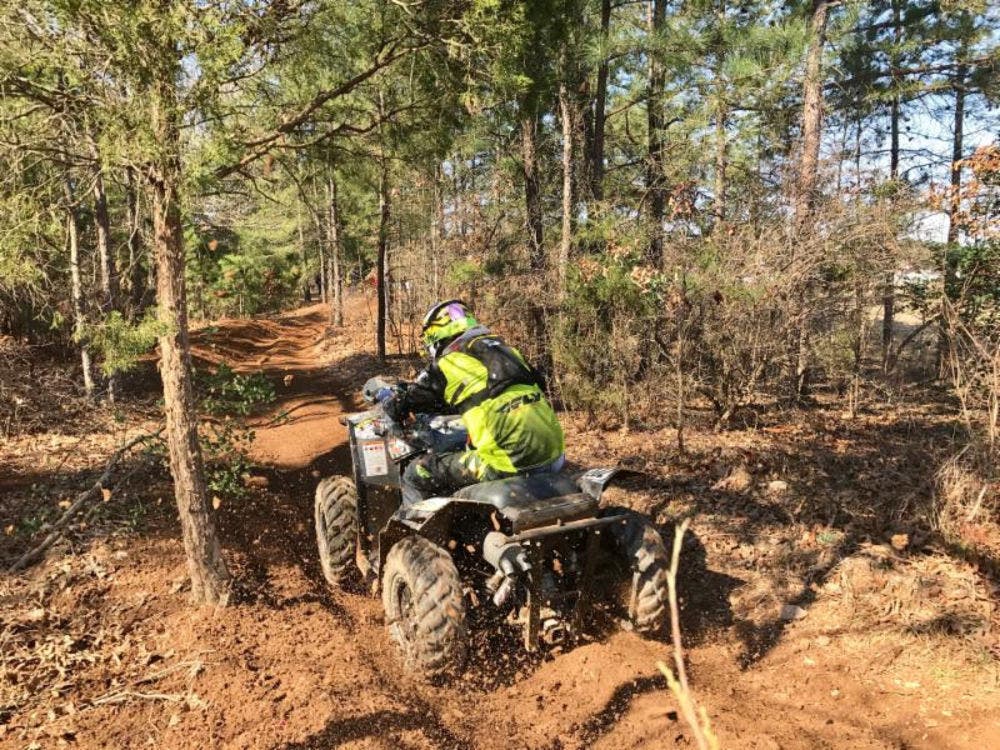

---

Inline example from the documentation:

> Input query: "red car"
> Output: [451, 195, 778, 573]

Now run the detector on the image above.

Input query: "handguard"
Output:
[361, 376, 400, 404]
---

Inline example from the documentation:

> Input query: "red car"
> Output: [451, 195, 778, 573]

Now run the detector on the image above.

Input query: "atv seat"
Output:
[455, 474, 599, 533]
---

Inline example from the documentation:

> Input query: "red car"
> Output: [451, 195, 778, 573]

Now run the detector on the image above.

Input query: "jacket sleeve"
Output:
[398, 363, 451, 414]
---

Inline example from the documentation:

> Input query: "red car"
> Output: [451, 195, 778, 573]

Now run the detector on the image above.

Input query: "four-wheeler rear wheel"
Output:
[602, 507, 670, 633]
[382, 535, 468, 678]
[314, 475, 359, 586]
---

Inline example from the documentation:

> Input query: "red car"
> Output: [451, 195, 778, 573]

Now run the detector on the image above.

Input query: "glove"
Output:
[381, 394, 407, 424]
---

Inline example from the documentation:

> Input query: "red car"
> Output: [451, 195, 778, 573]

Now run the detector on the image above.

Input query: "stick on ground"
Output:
[658, 519, 719, 750]
[7, 428, 164, 573]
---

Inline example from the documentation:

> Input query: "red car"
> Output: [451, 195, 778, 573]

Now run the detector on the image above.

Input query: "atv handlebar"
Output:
[359, 376, 467, 455]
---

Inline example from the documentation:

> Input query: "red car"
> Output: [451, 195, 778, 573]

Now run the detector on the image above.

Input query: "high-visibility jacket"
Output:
[400, 327, 565, 475]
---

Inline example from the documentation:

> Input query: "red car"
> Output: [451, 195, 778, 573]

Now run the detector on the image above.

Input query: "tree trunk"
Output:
[377, 158, 390, 363]
[946, 64, 967, 245]
[590, 0, 612, 203]
[795, 0, 831, 225]
[150, 72, 230, 606]
[794, 0, 831, 397]
[317, 224, 328, 305]
[939, 55, 967, 380]
[521, 113, 545, 271]
[453, 154, 467, 238]
[297, 203, 312, 303]
[92, 165, 120, 313]
[327, 174, 344, 327]
[882, 0, 901, 373]
[124, 168, 149, 321]
[711, 2, 728, 233]
[849, 278, 865, 418]
[713, 93, 728, 232]
[646, 0, 667, 265]
[64, 176, 95, 399]
[94, 162, 119, 314]
[558, 73, 575, 292]
[430, 165, 443, 299]
[91, 155, 120, 401]
[888, 98, 900, 180]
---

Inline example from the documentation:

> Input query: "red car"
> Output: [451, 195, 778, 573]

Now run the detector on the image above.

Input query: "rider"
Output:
[380, 300, 565, 504]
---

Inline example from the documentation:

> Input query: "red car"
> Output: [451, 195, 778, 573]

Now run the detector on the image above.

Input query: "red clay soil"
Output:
[3, 293, 999, 749]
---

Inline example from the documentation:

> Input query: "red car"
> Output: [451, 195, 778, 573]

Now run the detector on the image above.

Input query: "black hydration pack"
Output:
[447, 331, 545, 412]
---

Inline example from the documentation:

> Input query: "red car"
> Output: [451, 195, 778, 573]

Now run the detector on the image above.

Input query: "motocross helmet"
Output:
[420, 299, 477, 357]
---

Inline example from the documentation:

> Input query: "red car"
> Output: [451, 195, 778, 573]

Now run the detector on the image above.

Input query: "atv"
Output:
[314, 377, 671, 677]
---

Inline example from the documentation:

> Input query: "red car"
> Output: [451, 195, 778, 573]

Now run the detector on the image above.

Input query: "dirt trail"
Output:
[4, 294, 999, 750]
[188, 304, 368, 469]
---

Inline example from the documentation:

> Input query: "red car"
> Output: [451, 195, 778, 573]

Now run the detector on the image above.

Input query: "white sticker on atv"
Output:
[361, 440, 389, 476]
[387, 438, 416, 460]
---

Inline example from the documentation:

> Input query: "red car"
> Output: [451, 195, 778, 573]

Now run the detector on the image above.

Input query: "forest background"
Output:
[0, 0, 998, 604]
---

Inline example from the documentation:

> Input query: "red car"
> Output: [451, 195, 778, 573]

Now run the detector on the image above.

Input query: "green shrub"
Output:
[194, 364, 276, 499]
[197, 363, 276, 416]
[86, 310, 168, 375]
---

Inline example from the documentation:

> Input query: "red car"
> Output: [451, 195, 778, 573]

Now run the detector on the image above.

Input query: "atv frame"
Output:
[316, 383, 670, 675]
[344, 410, 625, 652]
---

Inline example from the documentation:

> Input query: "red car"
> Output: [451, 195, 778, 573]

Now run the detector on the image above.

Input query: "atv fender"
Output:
[375, 499, 491, 581]
[577, 467, 620, 501]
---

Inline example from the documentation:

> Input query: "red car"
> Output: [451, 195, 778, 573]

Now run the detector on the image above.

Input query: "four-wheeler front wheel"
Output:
[602, 507, 671, 634]
[314, 475, 359, 586]
[382, 535, 468, 678]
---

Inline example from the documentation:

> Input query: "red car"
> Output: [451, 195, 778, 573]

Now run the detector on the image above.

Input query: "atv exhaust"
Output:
[482, 532, 532, 576]
[483, 533, 532, 609]
[541, 618, 567, 646]
[488, 574, 514, 608]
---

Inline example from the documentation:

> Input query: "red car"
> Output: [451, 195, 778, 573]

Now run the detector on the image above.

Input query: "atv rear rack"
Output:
[507, 514, 627, 651]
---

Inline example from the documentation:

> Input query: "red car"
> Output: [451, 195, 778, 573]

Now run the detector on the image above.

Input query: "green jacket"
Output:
[401, 327, 564, 474]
